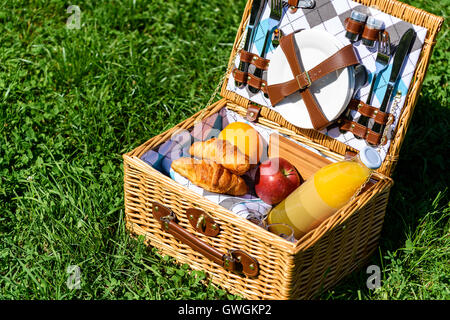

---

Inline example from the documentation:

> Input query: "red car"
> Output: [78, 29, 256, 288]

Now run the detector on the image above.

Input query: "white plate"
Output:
[267, 29, 355, 129]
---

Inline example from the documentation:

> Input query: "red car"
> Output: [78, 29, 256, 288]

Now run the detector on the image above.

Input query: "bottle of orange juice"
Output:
[267, 146, 382, 239]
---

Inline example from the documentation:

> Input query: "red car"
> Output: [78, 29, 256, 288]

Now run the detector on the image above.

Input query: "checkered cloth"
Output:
[141, 107, 334, 223]
[141, 109, 229, 176]
[227, 0, 427, 161]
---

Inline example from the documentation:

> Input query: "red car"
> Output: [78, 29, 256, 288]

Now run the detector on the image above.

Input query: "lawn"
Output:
[0, 0, 448, 300]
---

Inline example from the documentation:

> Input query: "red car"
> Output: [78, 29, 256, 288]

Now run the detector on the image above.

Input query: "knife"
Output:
[248, 25, 274, 94]
[371, 28, 416, 136]
[235, 0, 266, 87]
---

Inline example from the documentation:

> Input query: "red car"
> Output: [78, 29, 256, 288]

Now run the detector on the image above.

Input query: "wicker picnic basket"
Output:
[123, 0, 443, 299]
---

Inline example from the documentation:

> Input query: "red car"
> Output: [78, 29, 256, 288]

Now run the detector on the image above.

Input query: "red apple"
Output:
[255, 157, 302, 205]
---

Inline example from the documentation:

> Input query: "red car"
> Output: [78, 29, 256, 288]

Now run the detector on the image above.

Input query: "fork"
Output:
[248, 0, 283, 94]
[357, 31, 391, 128]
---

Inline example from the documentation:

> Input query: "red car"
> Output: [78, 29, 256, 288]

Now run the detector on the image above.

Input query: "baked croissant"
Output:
[189, 138, 251, 175]
[171, 157, 248, 196]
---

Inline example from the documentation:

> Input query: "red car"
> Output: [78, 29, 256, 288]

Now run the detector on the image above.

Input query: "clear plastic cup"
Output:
[265, 223, 296, 242]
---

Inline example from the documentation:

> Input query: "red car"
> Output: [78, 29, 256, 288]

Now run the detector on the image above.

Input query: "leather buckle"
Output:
[160, 212, 175, 223]
[296, 71, 311, 90]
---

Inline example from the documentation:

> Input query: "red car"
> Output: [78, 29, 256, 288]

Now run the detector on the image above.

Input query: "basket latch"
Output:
[186, 208, 220, 237]
[151, 202, 259, 277]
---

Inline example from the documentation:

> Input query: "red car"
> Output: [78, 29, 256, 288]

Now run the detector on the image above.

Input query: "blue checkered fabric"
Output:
[141, 108, 229, 176]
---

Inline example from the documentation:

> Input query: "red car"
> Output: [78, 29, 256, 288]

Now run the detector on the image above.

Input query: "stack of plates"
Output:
[267, 29, 355, 129]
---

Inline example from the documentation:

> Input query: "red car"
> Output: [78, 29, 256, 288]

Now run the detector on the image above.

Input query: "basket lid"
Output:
[217, 0, 443, 177]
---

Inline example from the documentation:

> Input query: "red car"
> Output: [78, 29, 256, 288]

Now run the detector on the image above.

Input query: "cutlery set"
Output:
[248, 0, 284, 94]
[235, 0, 265, 88]
[371, 28, 416, 136]
[233, 0, 315, 96]
[233, 3, 416, 147]
[338, 24, 416, 145]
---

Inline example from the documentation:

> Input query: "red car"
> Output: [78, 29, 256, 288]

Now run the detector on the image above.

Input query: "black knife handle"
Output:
[248, 29, 272, 94]
[357, 113, 370, 128]
[366, 73, 378, 106]
[356, 73, 378, 130]
[372, 83, 394, 134]
[235, 26, 256, 87]
[235, 60, 249, 87]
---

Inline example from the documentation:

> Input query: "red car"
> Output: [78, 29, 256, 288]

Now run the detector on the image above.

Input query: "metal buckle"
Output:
[160, 212, 175, 230]
[296, 71, 312, 90]
[223, 249, 237, 269]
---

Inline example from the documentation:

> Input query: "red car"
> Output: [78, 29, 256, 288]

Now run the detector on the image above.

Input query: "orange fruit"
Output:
[218, 122, 263, 165]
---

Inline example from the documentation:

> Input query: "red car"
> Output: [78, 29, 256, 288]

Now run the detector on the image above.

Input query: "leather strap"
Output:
[246, 71, 268, 94]
[246, 103, 262, 122]
[232, 50, 270, 88]
[339, 118, 387, 145]
[367, 129, 387, 146]
[362, 27, 380, 42]
[288, 1, 299, 13]
[344, 149, 358, 160]
[152, 202, 259, 277]
[340, 118, 370, 139]
[266, 31, 359, 130]
[232, 69, 268, 94]
[239, 50, 254, 63]
[239, 50, 270, 70]
[232, 68, 248, 83]
[347, 99, 393, 125]
[345, 17, 365, 35]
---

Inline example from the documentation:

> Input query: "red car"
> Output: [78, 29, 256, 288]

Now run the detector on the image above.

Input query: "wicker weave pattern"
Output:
[123, 0, 442, 300]
[124, 98, 393, 299]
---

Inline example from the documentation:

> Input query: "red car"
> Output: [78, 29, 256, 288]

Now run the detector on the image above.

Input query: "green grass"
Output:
[0, 0, 448, 300]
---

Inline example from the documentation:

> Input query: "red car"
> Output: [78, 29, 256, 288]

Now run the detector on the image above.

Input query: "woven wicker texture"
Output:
[124, 99, 393, 299]
[123, 0, 443, 300]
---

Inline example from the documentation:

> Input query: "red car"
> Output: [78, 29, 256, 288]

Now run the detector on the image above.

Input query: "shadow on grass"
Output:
[321, 90, 449, 299]
[383, 90, 449, 247]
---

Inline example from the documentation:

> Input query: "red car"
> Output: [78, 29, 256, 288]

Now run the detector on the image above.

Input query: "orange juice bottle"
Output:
[267, 146, 382, 239]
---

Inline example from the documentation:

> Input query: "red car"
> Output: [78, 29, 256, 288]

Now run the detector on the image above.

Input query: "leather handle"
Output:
[152, 202, 259, 277]
[348, 99, 393, 125]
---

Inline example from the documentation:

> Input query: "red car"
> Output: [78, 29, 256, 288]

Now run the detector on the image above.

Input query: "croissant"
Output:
[189, 138, 251, 175]
[171, 157, 248, 196]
